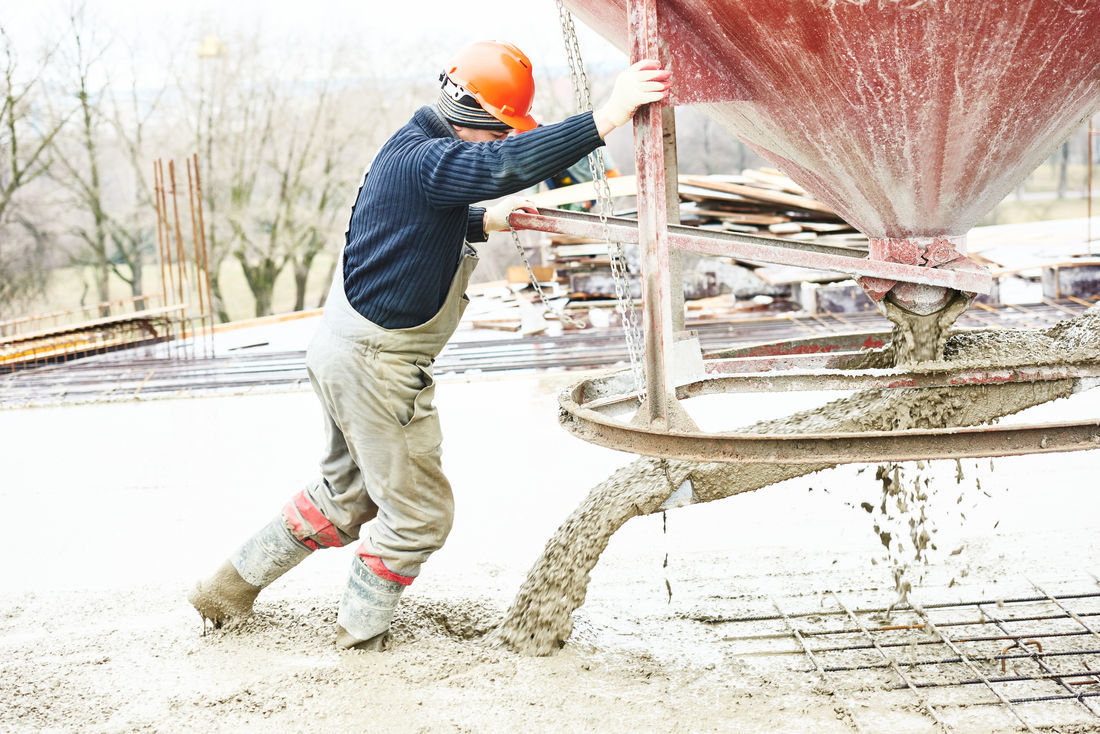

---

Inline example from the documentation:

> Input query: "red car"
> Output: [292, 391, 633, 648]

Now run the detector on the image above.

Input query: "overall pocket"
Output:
[388, 356, 442, 455]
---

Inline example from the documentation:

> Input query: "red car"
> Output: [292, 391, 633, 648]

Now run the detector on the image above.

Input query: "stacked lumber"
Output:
[677, 170, 861, 241]
[528, 169, 863, 301]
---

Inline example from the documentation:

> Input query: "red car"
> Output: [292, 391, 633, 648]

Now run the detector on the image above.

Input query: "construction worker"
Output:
[188, 40, 670, 649]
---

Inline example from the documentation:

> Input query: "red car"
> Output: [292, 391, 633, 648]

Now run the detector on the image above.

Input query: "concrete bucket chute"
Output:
[507, 0, 1100, 462]
[565, 0, 1100, 316]
[496, 2, 1100, 653]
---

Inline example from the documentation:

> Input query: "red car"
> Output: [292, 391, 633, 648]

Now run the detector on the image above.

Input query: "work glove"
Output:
[484, 197, 538, 233]
[596, 59, 671, 129]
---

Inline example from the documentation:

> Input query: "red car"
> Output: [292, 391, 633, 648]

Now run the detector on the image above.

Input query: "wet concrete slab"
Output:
[3, 372, 1100, 732]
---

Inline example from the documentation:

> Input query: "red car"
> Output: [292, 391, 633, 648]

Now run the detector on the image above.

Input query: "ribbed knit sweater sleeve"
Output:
[420, 113, 603, 207]
[341, 108, 605, 329]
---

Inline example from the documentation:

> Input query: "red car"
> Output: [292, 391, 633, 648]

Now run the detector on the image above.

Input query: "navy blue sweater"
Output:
[343, 105, 605, 328]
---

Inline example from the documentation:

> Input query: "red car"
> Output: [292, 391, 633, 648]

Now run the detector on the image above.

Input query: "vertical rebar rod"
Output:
[185, 158, 208, 358]
[154, 160, 178, 350]
[826, 592, 953, 733]
[155, 161, 173, 306]
[192, 153, 215, 358]
[906, 601, 1039, 733]
[168, 161, 190, 357]
[152, 160, 170, 322]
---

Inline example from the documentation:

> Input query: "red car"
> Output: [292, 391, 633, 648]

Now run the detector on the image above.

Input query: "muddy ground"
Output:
[3, 372, 1100, 732]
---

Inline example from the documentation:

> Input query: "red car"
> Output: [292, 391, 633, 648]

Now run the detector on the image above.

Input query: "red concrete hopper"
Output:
[563, 0, 1100, 240]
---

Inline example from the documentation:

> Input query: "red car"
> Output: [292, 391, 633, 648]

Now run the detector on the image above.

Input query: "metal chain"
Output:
[555, 0, 647, 401]
[509, 225, 586, 328]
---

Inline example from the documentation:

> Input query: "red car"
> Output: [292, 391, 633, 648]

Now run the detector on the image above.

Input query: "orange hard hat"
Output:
[444, 41, 537, 132]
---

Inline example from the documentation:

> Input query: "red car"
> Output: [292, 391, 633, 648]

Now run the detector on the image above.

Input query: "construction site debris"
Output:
[471, 169, 863, 331]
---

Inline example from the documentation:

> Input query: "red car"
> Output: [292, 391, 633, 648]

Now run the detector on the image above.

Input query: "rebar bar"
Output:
[828, 591, 953, 733]
[718, 609, 1100, 644]
[167, 161, 190, 356]
[977, 598, 1100, 718]
[899, 669, 1100, 689]
[832, 648, 1100, 675]
[907, 600, 1039, 733]
[185, 157, 207, 358]
[1029, 579, 1100, 644]
[1010, 691, 1100, 704]
[771, 596, 865, 733]
[153, 161, 170, 324]
[710, 590, 1100, 625]
[192, 153, 215, 359]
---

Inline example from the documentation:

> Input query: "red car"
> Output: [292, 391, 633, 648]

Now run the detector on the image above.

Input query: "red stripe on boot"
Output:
[357, 552, 415, 586]
[281, 491, 343, 548]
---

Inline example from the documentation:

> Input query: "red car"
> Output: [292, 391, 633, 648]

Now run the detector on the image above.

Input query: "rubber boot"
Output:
[188, 516, 313, 628]
[335, 556, 406, 650]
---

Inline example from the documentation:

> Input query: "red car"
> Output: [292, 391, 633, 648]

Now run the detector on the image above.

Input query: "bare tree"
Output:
[48, 7, 165, 314]
[184, 32, 392, 319]
[102, 44, 169, 306]
[185, 32, 302, 319]
[281, 88, 361, 312]
[48, 9, 112, 312]
[0, 26, 69, 314]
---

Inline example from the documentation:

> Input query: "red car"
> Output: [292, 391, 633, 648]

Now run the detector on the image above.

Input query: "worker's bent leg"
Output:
[334, 411, 455, 649]
[305, 366, 381, 538]
[356, 446, 455, 579]
[188, 483, 354, 627]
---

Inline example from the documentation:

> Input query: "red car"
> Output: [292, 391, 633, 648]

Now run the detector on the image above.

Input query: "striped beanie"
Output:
[438, 73, 512, 131]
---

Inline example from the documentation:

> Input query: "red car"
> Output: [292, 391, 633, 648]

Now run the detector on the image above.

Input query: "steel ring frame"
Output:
[559, 357, 1100, 465]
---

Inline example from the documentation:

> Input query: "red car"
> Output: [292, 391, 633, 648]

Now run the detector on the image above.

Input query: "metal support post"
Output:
[629, 0, 677, 429]
[663, 106, 685, 335]
[1089, 117, 1096, 254]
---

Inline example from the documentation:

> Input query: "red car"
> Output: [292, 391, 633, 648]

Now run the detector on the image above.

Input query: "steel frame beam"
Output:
[510, 209, 993, 295]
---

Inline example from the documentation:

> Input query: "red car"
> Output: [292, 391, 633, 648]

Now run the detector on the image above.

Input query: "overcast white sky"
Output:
[3, 0, 625, 86]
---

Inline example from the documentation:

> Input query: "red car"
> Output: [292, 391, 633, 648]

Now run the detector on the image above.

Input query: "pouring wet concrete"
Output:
[2, 351, 1100, 731]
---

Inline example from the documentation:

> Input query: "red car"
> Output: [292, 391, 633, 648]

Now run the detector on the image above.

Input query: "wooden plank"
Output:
[550, 243, 611, 258]
[678, 174, 836, 214]
[528, 175, 638, 207]
[741, 168, 808, 195]
[470, 319, 522, 332]
[798, 221, 853, 233]
[768, 222, 803, 235]
[686, 208, 789, 225]
[990, 257, 1100, 277]
[754, 265, 846, 286]
[506, 265, 555, 284]
[678, 185, 753, 203]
